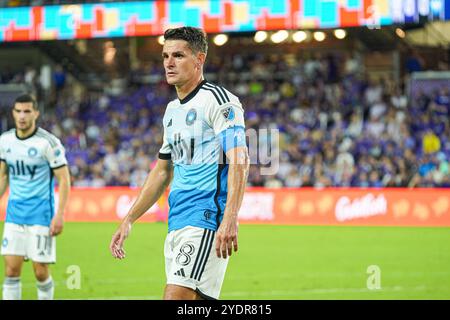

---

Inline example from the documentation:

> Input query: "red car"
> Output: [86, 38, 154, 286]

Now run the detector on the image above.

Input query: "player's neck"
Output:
[16, 125, 37, 139]
[175, 75, 204, 101]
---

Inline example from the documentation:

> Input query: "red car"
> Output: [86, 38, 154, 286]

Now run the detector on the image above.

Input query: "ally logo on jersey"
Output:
[8, 160, 38, 179]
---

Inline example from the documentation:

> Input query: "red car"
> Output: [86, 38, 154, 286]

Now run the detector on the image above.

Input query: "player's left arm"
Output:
[0, 139, 8, 198]
[216, 145, 249, 259]
[0, 160, 9, 198]
[45, 137, 71, 236]
[51, 165, 71, 236]
[208, 99, 249, 259]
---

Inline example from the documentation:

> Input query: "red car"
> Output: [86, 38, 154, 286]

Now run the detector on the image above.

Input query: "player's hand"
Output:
[215, 215, 238, 259]
[50, 214, 64, 236]
[110, 221, 132, 260]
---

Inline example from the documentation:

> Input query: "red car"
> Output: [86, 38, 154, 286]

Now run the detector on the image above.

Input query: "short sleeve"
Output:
[158, 125, 172, 160]
[208, 101, 246, 153]
[45, 138, 68, 169]
[208, 101, 245, 136]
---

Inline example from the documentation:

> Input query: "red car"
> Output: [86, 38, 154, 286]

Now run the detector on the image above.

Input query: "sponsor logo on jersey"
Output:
[8, 160, 38, 179]
[54, 148, 61, 157]
[28, 147, 38, 157]
[186, 108, 197, 126]
[2, 237, 8, 248]
[221, 106, 235, 121]
[167, 118, 173, 127]
[171, 133, 195, 163]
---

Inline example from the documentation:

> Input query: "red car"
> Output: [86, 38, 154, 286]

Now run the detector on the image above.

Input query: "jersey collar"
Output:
[15, 127, 38, 140]
[178, 79, 207, 105]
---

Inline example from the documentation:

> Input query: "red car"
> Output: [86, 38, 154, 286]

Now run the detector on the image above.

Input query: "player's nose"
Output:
[165, 56, 175, 67]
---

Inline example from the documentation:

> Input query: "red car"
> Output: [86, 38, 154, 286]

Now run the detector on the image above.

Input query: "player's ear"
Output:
[197, 52, 206, 67]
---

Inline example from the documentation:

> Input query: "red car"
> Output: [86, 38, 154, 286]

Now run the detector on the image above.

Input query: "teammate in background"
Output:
[110, 27, 249, 300]
[0, 94, 71, 300]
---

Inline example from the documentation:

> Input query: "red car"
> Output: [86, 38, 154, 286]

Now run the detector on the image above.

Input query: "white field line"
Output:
[17, 270, 450, 289]
[65, 285, 433, 300]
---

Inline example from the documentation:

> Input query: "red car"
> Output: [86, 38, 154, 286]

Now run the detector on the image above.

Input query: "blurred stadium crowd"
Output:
[1, 51, 449, 188]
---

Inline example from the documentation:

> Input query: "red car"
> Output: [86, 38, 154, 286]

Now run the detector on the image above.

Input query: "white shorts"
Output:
[1, 222, 56, 264]
[164, 226, 229, 300]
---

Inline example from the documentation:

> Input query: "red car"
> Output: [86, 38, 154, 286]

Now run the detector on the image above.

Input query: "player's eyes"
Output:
[162, 53, 184, 60]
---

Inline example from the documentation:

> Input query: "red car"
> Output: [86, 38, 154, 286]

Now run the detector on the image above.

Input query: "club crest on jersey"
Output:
[2, 237, 7, 248]
[186, 109, 197, 126]
[221, 106, 235, 121]
[28, 147, 38, 157]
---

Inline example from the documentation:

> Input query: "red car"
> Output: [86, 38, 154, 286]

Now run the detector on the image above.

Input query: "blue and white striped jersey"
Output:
[0, 128, 68, 226]
[159, 80, 246, 232]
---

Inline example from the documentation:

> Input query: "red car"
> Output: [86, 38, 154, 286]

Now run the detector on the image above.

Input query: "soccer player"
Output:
[0, 94, 71, 300]
[110, 27, 249, 300]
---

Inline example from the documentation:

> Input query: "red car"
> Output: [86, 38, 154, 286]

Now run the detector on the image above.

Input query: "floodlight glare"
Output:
[271, 30, 289, 43]
[293, 31, 308, 43]
[213, 34, 229, 46]
[313, 31, 326, 42]
[334, 29, 347, 39]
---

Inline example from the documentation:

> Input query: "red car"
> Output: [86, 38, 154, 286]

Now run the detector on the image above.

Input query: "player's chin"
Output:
[165, 76, 179, 85]
[16, 124, 27, 130]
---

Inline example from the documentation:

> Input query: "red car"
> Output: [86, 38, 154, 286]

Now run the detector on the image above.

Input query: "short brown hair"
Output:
[164, 27, 208, 54]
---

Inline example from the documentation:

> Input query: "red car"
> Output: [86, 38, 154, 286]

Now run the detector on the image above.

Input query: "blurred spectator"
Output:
[53, 65, 66, 92]
[405, 50, 425, 74]
[422, 129, 441, 154]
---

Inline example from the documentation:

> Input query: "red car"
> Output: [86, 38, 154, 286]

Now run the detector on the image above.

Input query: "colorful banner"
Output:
[0, 0, 449, 42]
[238, 188, 450, 226]
[1, 187, 449, 226]
[0, 187, 168, 223]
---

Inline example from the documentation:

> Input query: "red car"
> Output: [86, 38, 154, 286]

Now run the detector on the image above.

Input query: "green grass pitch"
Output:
[1, 222, 449, 300]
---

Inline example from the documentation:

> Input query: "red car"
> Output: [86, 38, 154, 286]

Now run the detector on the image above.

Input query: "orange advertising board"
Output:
[238, 188, 450, 227]
[0, 187, 169, 223]
[0, 187, 449, 226]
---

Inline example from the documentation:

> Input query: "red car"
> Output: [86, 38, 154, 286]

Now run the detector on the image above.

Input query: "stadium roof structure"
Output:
[406, 21, 450, 47]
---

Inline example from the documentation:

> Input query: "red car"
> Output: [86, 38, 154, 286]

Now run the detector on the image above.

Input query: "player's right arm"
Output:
[0, 135, 8, 198]
[0, 161, 8, 198]
[109, 158, 173, 259]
